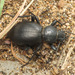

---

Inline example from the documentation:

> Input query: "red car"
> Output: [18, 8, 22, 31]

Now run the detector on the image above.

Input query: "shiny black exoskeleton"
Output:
[8, 21, 42, 47]
[7, 13, 66, 66]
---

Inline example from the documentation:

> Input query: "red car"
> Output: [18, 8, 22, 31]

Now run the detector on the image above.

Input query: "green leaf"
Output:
[0, 0, 5, 17]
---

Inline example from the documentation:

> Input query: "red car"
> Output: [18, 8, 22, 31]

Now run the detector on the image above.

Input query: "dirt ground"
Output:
[0, 0, 75, 75]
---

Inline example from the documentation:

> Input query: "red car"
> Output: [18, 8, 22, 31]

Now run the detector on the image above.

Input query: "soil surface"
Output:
[0, 0, 75, 75]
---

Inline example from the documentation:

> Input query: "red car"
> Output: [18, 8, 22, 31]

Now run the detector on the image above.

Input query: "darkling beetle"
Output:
[6, 12, 74, 67]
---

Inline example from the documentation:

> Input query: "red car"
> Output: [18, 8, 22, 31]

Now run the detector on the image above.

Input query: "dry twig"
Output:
[0, 0, 27, 39]
[0, 52, 7, 58]
[61, 44, 75, 70]
[57, 26, 75, 69]
[0, 0, 34, 39]
[11, 42, 26, 65]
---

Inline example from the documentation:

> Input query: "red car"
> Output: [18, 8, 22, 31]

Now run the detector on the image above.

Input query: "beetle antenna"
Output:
[64, 30, 75, 35]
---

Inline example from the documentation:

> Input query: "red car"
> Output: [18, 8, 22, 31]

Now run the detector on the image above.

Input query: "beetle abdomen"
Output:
[8, 21, 42, 46]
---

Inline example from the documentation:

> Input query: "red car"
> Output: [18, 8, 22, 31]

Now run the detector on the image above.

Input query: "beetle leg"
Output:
[21, 44, 42, 68]
[51, 42, 62, 51]
[56, 42, 61, 50]
[51, 20, 63, 26]
[50, 44, 57, 51]
[24, 46, 31, 51]
[2, 13, 33, 18]
[28, 10, 40, 24]
[31, 15, 40, 24]
[3, 11, 40, 24]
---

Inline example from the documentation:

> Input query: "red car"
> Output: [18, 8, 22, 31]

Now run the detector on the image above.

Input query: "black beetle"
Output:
[6, 13, 70, 67]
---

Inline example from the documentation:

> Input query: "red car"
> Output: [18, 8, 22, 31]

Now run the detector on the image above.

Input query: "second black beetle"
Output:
[7, 13, 66, 66]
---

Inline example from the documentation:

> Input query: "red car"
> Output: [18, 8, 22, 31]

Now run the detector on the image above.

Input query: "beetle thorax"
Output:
[43, 26, 57, 44]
